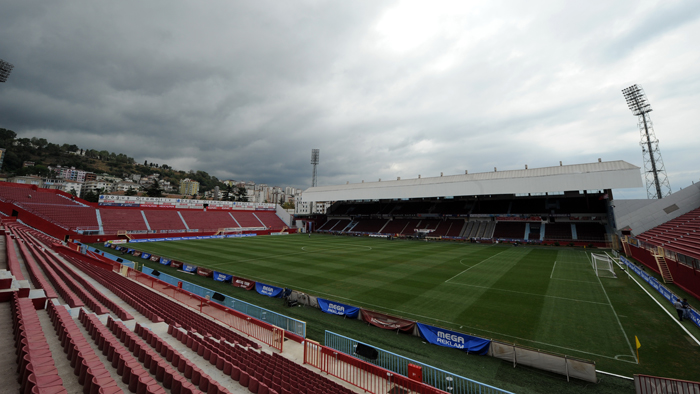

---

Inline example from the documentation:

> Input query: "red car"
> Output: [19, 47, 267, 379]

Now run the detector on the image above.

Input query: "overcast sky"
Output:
[1, 0, 699, 198]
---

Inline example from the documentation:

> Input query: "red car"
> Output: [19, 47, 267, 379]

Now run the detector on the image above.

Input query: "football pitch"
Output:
[129, 233, 700, 379]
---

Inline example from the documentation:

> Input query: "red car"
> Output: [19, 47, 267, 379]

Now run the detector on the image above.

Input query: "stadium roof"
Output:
[301, 160, 642, 202]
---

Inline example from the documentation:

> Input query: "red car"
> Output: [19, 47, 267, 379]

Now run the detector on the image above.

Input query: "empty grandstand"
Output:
[299, 160, 642, 245]
[0, 183, 291, 242]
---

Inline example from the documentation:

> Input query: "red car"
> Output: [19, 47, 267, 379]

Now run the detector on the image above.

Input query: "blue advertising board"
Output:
[129, 233, 257, 243]
[317, 298, 359, 318]
[416, 323, 490, 355]
[213, 271, 233, 282]
[621, 256, 700, 329]
[255, 282, 283, 297]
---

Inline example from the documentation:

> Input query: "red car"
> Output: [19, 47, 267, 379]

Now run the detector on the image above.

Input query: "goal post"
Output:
[591, 253, 616, 278]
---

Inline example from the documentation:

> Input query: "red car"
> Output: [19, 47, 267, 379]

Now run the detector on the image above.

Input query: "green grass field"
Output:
[120, 234, 700, 384]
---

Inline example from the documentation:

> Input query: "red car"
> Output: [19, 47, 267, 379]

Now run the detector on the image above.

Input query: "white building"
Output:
[113, 181, 139, 193]
[8, 175, 43, 186]
[295, 195, 332, 215]
[83, 180, 113, 195]
[62, 180, 83, 196]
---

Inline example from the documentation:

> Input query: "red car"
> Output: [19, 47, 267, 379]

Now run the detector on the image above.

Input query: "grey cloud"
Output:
[1, 0, 698, 197]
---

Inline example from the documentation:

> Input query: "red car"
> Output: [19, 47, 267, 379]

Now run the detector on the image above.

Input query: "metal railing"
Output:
[127, 268, 285, 352]
[140, 266, 306, 338]
[635, 374, 700, 394]
[324, 331, 514, 394]
[304, 340, 446, 394]
[88, 245, 306, 337]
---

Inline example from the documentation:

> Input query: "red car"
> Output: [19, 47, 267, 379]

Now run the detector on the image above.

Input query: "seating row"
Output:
[170, 326, 278, 394]
[171, 326, 353, 394]
[45, 302, 122, 394]
[20, 232, 133, 321]
[62, 255, 164, 324]
[637, 208, 700, 259]
[112, 320, 232, 394]
[25, 238, 84, 308]
[62, 253, 260, 349]
[5, 231, 26, 281]
[22, 234, 105, 313]
[106, 317, 222, 394]
[78, 309, 167, 394]
[0, 184, 83, 206]
[12, 293, 67, 394]
[11, 230, 59, 299]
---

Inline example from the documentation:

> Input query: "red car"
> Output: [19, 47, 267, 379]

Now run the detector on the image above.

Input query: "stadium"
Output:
[1, 152, 699, 394]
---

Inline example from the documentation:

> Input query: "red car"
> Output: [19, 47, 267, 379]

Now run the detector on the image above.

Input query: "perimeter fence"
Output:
[325, 331, 515, 394]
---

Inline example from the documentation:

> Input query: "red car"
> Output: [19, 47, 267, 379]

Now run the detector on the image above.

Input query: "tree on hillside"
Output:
[235, 186, 248, 202]
[281, 201, 295, 209]
[125, 187, 137, 196]
[31, 137, 48, 149]
[0, 128, 16, 147]
[223, 185, 234, 201]
[145, 182, 163, 198]
[82, 188, 102, 203]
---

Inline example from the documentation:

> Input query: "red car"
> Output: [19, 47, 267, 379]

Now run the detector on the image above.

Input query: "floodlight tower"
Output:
[311, 149, 320, 187]
[0, 59, 14, 83]
[622, 84, 671, 199]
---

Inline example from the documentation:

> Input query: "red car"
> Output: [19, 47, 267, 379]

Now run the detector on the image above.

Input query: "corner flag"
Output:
[635, 336, 641, 349]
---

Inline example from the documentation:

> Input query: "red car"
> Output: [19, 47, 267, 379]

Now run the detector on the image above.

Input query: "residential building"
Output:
[62, 180, 82, 196]
[52, 165, 91, 183]
[179, 178, 200, 196]
[83, 180, 113, 195]
[295, 195, 332, 215]
[113, 181, 139, 193]
[8, 175, 43, 186]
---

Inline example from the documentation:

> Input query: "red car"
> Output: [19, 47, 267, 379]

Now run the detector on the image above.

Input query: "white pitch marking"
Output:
[610, 256, 700, 347]
[445, 248, 511, 283]
[585, 251, 638, 362]
[443, 282, 609, 305]
[550, 261, 557, 279]
[550, 278, 597, 284]
[286, 283, 636, 364]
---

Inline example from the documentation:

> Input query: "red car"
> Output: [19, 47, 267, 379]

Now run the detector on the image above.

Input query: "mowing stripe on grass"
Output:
[550, 261, 557, 278]
[445, 248, 512, 283]
[585, 251, 637, 362]
[284, 282, 637, 363]
[443, 282, 609, 305]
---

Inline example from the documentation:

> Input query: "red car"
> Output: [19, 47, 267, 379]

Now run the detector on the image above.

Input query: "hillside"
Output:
[0, 128, 225, 192]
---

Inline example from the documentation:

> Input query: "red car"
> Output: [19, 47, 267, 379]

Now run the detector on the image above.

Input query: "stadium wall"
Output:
[614, 183, 700, 236]
[0, 200, 74, 241]
[628, 243, 700, 300]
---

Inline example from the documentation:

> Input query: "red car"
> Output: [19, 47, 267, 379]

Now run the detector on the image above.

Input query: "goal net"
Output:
[591, 253, 616, 278]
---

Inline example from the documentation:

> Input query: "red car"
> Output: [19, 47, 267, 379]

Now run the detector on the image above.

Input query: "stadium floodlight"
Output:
[0, 59, 14, 83]
[621, 84, 671, 199]
[311, 149, 320, 188]
[591, 253, 616, 278]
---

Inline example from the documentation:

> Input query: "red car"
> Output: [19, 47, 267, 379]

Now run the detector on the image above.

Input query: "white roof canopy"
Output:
[301, 160, 642, 203]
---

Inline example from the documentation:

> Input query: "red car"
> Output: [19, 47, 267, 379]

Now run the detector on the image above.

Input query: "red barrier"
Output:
[635, 374, 700, 393]
[303, 340, 446, 394]
[628, 243, 700, 301]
